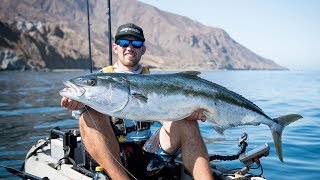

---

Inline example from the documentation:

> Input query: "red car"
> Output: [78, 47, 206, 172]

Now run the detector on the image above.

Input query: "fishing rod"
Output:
[86, 0, 93, 73]
[86, 0, 113, 73]
[106, 0, 113, 65]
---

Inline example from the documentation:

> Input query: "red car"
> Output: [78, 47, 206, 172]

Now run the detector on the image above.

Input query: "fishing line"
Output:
[83, 105, 138, 180]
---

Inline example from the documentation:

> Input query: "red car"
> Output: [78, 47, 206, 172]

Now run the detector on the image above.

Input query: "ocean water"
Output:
[0, 70, 319, 179]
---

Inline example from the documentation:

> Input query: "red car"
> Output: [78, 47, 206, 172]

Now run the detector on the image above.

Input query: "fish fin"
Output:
[132, 93, 148, 103]
[212, 124, 225, 135]
[276, 114, 303, 126]
[271, 114, 303, 162]
[177, 71, 201, 76]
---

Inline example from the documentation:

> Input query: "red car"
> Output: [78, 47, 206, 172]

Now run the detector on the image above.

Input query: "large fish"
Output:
[60, 71, 302, 162]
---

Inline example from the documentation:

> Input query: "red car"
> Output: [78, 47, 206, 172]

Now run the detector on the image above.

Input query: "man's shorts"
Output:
[143, 129, 181, 156]
[120, 129, 181, 177]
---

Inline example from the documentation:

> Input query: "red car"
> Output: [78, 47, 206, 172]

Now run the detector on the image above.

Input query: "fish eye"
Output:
[88, 79, 96, 86]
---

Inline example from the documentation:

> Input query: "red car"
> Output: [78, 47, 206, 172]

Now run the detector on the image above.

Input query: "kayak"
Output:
[18, 127, 269, 180]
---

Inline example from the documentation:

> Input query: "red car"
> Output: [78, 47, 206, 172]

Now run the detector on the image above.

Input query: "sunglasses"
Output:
[116, 39, 143, 48]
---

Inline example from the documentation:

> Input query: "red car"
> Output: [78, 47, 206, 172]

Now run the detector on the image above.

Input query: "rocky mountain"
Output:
[0, 0, 287, 70]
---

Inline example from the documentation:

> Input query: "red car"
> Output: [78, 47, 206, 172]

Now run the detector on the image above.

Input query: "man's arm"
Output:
[60, 96, 131, 179]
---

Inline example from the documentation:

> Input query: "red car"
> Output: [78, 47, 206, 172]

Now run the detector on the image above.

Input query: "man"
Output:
[61, 23, 213, 180]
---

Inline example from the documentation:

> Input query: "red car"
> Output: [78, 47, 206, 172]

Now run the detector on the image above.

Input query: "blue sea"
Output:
[0, 70, 319, 179]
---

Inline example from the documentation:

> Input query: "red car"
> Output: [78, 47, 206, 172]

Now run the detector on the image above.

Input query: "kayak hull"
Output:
[24, 139, 92, 180]
[23, 128, 266, 180]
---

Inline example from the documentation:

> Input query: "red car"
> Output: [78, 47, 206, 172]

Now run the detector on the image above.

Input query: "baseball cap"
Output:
[115, 23, 145, 42]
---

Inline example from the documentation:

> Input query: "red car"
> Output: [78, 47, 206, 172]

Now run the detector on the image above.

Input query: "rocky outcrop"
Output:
[0, 0, 287, 71]
[0, 21, 103, 71]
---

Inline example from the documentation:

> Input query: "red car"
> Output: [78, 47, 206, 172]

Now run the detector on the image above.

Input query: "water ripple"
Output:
[0, 107, 64, 116]
[34, 119, 78, 129]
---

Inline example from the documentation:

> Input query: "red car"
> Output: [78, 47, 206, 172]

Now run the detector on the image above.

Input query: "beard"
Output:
[120, 54, 140, 67]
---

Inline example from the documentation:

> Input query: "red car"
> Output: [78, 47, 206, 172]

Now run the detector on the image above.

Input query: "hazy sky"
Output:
[138, 0, 320, 70]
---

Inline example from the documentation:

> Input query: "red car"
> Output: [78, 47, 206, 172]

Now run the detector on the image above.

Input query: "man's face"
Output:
[113, 36, 146, 68]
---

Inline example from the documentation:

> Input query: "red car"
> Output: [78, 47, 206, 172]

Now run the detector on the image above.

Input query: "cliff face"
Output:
[0, 0, 287, 71]
[0, 21, 95, 70]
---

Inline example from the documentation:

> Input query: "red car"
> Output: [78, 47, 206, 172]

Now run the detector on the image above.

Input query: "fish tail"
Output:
[271, 114, 303, 162]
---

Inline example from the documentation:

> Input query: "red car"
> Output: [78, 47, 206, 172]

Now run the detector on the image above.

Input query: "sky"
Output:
[138, 0, 320, 70]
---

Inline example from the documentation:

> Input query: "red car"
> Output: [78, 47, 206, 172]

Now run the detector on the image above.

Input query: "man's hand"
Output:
[60, 97, 84, 110]
[185, 109, 207, 122]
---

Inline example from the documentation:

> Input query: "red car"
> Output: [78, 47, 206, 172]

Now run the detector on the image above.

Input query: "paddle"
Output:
[0, 164, 47, 180]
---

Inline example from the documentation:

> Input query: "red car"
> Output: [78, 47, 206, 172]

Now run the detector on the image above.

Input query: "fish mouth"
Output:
[60, 81, 86, 97]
